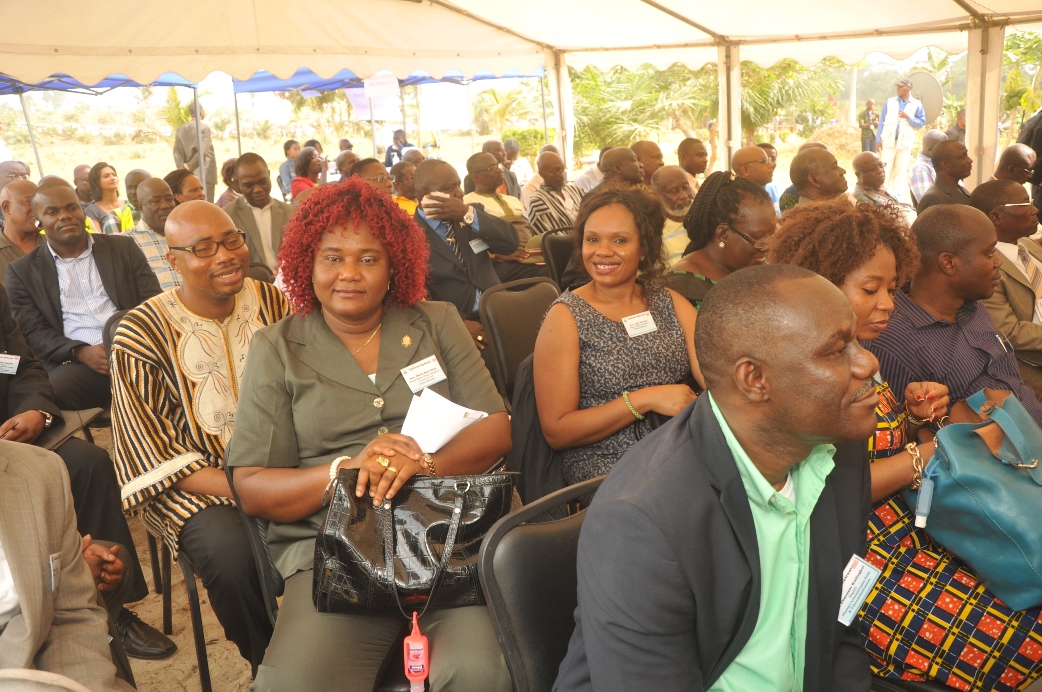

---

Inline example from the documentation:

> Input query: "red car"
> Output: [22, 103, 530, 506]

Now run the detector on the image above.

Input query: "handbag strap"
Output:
[966, 391, 1042, 484]
[391, 480, 471, 621]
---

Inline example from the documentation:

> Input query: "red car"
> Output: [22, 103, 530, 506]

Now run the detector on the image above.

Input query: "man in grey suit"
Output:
[554, 265, 877, 692]
[222, 153, 294, 273]
[0, 440, 133, 691]
[173, 102, 217, 203]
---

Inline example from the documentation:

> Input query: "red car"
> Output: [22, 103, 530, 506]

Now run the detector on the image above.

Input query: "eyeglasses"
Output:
[476, 162, 500, 175]
[722, 224, 770, 251]
[363, 175, 391, 183]
[4, 172, 29, 181]
[992, 202, 1036, 212]
[169, 230, 247, 258]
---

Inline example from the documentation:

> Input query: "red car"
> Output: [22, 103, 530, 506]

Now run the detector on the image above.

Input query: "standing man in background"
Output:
[173, 103, 217, 203]
[384, 129, 413, 168]
[858, 99, 879, 152]
[876, 78, 925, 198]
[278, 140, 299, 202]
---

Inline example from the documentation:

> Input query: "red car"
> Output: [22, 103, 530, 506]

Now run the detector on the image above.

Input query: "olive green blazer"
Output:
[227, 300, 505, 577]
[983, 237, 1042, 400]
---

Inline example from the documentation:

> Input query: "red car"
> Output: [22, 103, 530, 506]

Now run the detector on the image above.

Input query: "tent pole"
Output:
[716, 42, 742, 171]
[18, 92, 44, 177]
[233, 92, 242, 156]
[369, 98, 377, 158]
[416, 86, 422, 156]
[192, 88, 207, 198]
[540, 75, 549, 145]
[467, 82, 475, 152]
[965, 22, 1004, 188]
[400, 90, 407, 139]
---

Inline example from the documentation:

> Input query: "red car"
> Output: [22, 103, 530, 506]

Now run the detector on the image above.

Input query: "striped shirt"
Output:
[111, 279, 290, 552]
[865, 291, 1042, 426]
[125, 219, 180, 290]
[48, 236, 117, 346]
[527, 184, 584, 235]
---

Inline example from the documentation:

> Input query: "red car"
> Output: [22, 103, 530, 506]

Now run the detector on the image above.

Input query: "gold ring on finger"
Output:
[376, 455, 390, 468]
[386, 467, 398, 475]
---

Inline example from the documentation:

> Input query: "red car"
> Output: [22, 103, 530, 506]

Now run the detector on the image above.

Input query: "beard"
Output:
[665, 201, 693, 218]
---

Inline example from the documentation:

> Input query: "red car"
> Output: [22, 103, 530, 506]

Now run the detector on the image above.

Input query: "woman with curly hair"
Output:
[534, 185, 703, 488]
[226, 178, 512, 692]
[666, 171, 777, 309]
[771, 200, 1042, 690]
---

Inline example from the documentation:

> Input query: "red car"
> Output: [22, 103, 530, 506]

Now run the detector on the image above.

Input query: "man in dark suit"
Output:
[554, 264, 877, 692]
[222, 152, 295, 272]
[413, 159, 519, 350]
[5, 184, 161, 410]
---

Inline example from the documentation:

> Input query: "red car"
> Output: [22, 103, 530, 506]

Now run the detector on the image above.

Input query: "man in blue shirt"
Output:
[876, 78, 926, 201]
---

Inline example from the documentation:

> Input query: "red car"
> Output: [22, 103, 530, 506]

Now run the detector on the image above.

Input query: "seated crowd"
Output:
[0, 130, 1040, 692]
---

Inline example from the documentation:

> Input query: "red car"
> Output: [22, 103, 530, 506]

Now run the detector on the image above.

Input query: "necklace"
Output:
[351, 324, 382, 356]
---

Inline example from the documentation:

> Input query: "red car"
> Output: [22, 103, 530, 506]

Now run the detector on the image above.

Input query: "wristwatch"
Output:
[462, 206, 476, 226]
[36, 410, 53, 429]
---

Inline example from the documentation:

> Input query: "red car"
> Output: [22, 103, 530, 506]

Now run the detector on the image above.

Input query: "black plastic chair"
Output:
[539, 230, 573, 289]
[478, 277, 560, 403]
[479, 476, 605, 692]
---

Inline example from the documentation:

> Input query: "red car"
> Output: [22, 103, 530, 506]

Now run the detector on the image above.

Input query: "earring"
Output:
[719, 242, 726, 248]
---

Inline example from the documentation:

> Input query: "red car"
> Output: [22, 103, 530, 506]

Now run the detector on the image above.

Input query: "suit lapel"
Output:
[999, 251, 1033, 292]
[374, 307, 425, 394]
[295, 311, 380, 394]
[270, 202, 287, 256]
[0, 461, 45, 660]
[804, 480, 843, 691]
[234, 198, 265, 265]
[90, 235, 121, 307]
[34, 246, 63, 329]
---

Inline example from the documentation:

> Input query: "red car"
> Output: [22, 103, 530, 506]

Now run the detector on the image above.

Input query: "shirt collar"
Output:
[416, 207, 444, 230]
[47, 232, 93, 262]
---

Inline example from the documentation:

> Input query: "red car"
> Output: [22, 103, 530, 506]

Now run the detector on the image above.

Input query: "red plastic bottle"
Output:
[404, 611, 429, 692]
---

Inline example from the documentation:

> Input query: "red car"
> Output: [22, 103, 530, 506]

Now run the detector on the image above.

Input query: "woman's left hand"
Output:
[354, 433, 425, 506]
[904, 381, 950, 424]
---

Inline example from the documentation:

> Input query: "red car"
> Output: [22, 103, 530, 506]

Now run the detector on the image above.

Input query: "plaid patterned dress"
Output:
[859, 379, 1042, 691]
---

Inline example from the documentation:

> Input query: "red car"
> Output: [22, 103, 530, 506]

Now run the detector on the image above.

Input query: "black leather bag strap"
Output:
[392, 480, 470, 620]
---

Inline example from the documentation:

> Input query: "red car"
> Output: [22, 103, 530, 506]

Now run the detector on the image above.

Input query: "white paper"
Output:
[837, 554, 882, 625]
[400, 388, 488, 454]
[469, 237, 490, 253]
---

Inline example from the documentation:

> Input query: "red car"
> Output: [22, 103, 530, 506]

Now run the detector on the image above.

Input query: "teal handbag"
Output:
[905, 390, 1042, 611]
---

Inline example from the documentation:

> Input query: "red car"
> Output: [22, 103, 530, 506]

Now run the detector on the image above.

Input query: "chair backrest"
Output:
[225, 466, 283, 627]
[540, 231, 574, 289]
[478, 277, 560, 402]
[479, 476, 605, 692]
[103, 309, 131, 356]
[247, 262, 274, 283]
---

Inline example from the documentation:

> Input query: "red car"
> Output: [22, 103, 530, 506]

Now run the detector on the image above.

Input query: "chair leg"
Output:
[161, 543, 172, 636]
[146, 533, 163, 595]
[178, 553, 212, 692]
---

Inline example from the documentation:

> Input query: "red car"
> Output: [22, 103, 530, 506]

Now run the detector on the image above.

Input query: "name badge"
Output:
[838, 554, 882, 626]
[469, 238, 490, 254]
[401, 355, 448, 394]
[0, 354, 20, 375]
[621, 311, 658, 338]
[49, 552, 62, 593]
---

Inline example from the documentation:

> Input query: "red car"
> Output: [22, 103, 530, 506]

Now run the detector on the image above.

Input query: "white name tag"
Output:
[838, 554, 882, 626]
[621, 311, 658, 338]
[469, 237, 490, 254]
[0, 354, 20, 375]
[49, 552, 62, 593]
[400, 355, 448, 394]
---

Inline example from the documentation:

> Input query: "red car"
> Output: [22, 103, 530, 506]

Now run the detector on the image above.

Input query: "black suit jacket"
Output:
[554, 395, 872, 692]
[414, 205, 518, 321]
[5, 234, 162, 366]
[0, 284, 61, 424]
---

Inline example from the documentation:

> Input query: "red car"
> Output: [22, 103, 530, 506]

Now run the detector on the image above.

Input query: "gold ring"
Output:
[476, 335, 484, 342]
[386, 466, 398, 475]
[376, 455, 390, 468]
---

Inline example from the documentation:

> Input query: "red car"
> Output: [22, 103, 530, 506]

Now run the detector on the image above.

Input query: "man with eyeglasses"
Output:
[222, 152, 294, 272]
[731, 146, 776, 188]
[110, 200, 289, 675]
[5, 184, 160, 411]
[852, 151, 916, 227]
[993, 144, 1037, 187]
[973, 180, 1042, 401]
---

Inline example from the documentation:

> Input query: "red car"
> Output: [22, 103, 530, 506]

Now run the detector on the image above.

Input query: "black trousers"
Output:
[55, 437, 147, 603]
[178, 505, 274, 669]
[46, 362, 111, 410]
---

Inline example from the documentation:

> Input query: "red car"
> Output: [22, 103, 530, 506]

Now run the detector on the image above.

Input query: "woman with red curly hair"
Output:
[227, 179, 512, 691]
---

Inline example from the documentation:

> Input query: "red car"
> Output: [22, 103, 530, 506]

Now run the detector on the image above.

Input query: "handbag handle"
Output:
[966, 391, 1042, 485]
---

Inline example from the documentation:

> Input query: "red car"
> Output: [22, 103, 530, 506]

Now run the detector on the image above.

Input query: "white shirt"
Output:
[0, 535, 21, 629]
[778, 473, 796, 504]
[249, 199, 276, 268]
[48, 236, 118, 346]
[520, 174, 543, 209]
[573, 165, 604, 194]
[997, 241, 1042, 323]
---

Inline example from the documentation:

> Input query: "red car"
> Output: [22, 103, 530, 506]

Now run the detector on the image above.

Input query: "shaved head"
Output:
[790, 148, 846, 197]
[0, 180, 38, 234]
[731, 146, 769, 169]
[336, 150, 360, 179]
[913, 204, 990, 263]
[165, 201, 233, 247]
[994, 144, 1036, 185]
[402, 149, 425, 165]
[732, 145, 776, 186]
[970, 179, 1026, 217]
[537, 151, 567, 191]
[631, 140, 663, 183]
[1, 179, 37, 204]
[798, 142, 829, 153]
[922, 129, 948, 156]
[600, 147, 643, 185]
[165, 201, 250, 311]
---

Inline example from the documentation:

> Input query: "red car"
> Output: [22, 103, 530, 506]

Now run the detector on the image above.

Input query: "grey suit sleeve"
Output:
[173, 126, 187, 170]
[572, 499, 703, 691]
[471, 208, 520, 254]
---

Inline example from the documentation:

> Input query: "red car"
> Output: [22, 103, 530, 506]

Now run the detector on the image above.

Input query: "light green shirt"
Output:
[707, 393, 836, 692]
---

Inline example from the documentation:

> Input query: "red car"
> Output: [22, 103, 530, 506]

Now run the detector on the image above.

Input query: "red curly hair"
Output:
[278, 178, 430, 314]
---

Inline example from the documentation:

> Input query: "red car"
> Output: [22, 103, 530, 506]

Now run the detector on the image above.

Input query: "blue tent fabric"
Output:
[0, 72, 195, 95]
[232, 67, 543, 94]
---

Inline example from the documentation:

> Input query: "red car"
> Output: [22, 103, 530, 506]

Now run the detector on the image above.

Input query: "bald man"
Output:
[555, 263, 877, 692]
[599, 147, 645, 188]
[851, 151, 916, 227]
[335, 149, 360, 180]
[111, 201, 289, 674]
[463, 139, 520, 198]
[631, 141, 664, 187]
[917, 141, 973, 213]
[790, 148, 849, 205]
[528, 151, 584, 234]
[993, 144, 1037, 186]
[73, 164, 93, 205]
[909, 129, 949, 206]
[126, 178, 179, 289]
[0, 180, 43, 283]
[866, 204, 1042, 424]
[402, 148, 425, 166]
[732, 145, 776, 187]
[650, 166, 694, 265]
[778, 143, 831, 212]
[520, 144, 561, 207]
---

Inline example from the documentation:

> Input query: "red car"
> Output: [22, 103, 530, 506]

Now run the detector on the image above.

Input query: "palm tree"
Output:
[473, 87, 537, 135]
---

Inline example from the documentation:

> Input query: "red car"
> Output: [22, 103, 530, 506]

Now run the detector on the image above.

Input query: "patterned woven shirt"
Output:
[527, 184, 584, 235]
[111, 279, 290, 552]
[125, 219, 180, 290]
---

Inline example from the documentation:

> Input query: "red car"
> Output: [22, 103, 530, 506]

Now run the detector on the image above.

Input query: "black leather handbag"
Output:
[313, 468, 516, 616]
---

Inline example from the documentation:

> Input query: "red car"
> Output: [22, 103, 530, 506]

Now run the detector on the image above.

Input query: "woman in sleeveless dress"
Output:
[534, 186, 703, 487]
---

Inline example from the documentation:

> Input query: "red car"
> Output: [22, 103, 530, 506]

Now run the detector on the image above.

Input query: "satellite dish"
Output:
[909, 71, 943, 125]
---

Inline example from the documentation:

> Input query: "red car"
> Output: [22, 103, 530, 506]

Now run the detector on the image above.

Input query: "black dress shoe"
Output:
[115, 608, 177, 660]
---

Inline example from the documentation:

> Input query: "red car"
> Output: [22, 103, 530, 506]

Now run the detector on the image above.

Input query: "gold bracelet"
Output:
[906, 443, 925, 490]
[423, 453, 436, 476]
[622, 391, 644, 420]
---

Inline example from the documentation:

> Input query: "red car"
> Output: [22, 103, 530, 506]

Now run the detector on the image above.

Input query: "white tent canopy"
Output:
[1, 0, 1040, 180]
